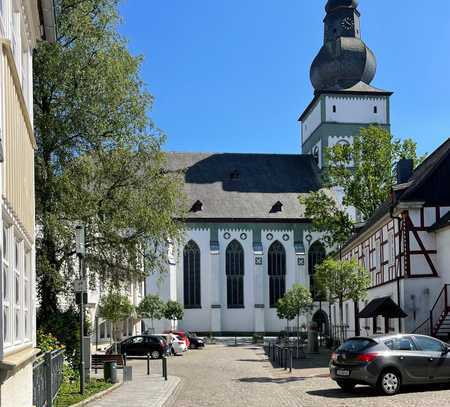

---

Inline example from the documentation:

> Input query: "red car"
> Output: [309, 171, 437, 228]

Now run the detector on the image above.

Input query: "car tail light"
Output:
[331, 352, 337, 362]
[356, 353, 379, 363]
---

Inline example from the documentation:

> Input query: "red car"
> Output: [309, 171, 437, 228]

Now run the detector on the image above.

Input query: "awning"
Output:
[358, 297, 408, 319]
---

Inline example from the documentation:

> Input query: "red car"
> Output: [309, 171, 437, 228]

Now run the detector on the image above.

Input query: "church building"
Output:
[146, 0, 393, 335]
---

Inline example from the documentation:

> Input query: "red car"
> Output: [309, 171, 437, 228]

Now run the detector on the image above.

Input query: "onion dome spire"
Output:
[310, 0, 376, 92]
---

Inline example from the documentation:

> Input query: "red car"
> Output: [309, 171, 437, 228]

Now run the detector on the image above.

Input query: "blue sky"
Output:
[119, 1, 450, 156]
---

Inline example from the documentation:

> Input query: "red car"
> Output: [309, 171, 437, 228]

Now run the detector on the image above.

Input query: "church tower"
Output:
[300, 0, 392, 169]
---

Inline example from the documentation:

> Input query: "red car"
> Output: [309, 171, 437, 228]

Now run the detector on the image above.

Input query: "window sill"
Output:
[184, 306, 202, 310]
[0, 346, 39, 383]
[227, 306, 245, 309]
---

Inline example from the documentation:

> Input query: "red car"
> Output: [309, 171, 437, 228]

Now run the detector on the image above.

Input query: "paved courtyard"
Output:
[157, 343, 450, 407]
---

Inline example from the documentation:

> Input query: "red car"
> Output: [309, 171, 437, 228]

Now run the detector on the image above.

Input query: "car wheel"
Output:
[378, 370, 401, 396]
[336, 380, 356, 392]
[151, 350, 161, 359]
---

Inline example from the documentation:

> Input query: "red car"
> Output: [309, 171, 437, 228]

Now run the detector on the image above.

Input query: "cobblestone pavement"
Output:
[87, 361, 180, 407]
[161, 344, 450, 407]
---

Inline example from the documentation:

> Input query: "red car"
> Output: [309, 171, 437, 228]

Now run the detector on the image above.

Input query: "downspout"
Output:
[390, 204, 403, 333]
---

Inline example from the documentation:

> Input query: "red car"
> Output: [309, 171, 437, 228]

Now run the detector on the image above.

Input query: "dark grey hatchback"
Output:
[330, 334, 450, 395]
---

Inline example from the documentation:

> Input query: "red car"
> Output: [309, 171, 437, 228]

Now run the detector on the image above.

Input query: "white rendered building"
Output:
[0, 1, 55, 406]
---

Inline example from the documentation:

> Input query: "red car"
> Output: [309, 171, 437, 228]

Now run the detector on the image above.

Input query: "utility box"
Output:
[84, 336, 91, 382]
[123, 366, 133, 382]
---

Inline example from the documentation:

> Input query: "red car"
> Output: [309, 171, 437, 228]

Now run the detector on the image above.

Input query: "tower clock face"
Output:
[341, 16, 354, 30]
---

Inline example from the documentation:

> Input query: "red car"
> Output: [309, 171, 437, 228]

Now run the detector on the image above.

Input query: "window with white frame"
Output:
[3, 224, 10, 346]
[2, 222, 32, 350]
[13, 237, 22, 342]
[24, 249, 31, 341]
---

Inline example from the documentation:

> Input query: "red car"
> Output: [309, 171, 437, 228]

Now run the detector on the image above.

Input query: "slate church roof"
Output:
[166, 152, 322, 221]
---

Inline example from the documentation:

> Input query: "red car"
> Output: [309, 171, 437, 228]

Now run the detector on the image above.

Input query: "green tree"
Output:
[163, 301, 184, 330]
[276, 295, 296, 330]
[300, 190, 353, 252]
[314, 258, 370, 342]
[137, 295, 165, 333]
[325, 125, 425, 220]
[33, 0, 184, 316]
[98, 291, 134, 342]
[285, 284, 313, 345]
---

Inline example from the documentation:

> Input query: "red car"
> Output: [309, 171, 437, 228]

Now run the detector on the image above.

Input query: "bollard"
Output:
[284, 348, 287, 370]
[289, 348, 293, 373]
[123, 353, 127, 366]
[162, 356, 168, 381]
[147, 353, 150, 376]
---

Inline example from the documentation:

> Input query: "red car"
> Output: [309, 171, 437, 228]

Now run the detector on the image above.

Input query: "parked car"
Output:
[107, 335, 168, 359]
[330, 334, 450, 395]
[161, 334, 187, 355]
[187, 334, 205, 349]
[166, 330, 190, 349]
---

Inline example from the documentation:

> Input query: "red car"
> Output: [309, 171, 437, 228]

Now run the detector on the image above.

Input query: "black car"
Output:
[330, 334, 450, 395]
[188, 335, 205, 349]
[110, 335, 167, 359]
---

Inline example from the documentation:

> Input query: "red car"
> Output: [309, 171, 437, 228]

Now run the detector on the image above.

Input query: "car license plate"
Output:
[336, 369, 350, 377]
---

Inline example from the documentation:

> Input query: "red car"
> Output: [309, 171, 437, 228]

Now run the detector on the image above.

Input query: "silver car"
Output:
[330, 334, 450, 395]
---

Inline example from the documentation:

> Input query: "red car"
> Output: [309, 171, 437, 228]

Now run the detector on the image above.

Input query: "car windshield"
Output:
[338, 338, 376, 353]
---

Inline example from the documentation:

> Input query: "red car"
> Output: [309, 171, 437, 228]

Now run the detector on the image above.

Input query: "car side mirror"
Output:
[442, 346, 450, 355]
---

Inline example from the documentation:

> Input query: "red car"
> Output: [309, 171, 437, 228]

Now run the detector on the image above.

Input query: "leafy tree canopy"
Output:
[325, 126, 425, 220]
[34, 0, 185, 315]
[98, 291, 134, 324]
[163, 300, 184, 322]
[137, 295, 165, 321]
[300, 190, 353, 250]
[314, 258, 370, 305]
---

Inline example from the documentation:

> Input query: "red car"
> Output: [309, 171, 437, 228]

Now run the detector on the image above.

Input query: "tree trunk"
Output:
[339, 299, 344, 343]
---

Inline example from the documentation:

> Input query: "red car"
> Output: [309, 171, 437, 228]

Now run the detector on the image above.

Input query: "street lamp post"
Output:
[75, 224, 86, 394]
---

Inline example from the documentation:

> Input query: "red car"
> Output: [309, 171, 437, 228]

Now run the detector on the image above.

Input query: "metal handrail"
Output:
[431, 284, 449, 312]
[411, 318, 431, 335]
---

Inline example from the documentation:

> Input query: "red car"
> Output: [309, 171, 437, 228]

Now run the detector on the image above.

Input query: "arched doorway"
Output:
[312, 309, 329, 337]
[308, 241, 326, 300]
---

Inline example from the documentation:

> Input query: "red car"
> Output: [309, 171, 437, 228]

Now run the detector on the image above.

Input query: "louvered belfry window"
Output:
[183, 241, 201, 308]
[226, 240, 244, 308]
[268, 241, 286, 308]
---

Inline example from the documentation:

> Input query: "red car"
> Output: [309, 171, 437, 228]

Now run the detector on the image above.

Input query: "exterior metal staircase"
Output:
[413, 284, 450, 339]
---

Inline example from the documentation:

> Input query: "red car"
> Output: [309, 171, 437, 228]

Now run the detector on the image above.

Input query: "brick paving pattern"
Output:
[87, 361, 180, 407]
[164, 344, 450, 407]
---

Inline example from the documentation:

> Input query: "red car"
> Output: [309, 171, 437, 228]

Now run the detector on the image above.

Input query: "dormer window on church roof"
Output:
[190, 200, 203, 213]
[270, 201, 283, 214]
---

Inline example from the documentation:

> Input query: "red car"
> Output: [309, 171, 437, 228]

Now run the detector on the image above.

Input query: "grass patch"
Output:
[55, 379, 113, 407]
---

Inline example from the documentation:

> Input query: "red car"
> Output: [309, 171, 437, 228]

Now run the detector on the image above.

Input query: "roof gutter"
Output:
[39, 0, 57, 43]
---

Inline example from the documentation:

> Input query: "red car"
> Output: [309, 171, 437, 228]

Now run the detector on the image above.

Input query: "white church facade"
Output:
[145, 0, 395, 335]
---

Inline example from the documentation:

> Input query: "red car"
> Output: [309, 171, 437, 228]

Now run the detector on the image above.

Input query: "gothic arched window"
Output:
[268, 241, 286, 308]
[308, 241, 326, 300]
[183, 241, 201, 308]
[226, 240, 244, 308]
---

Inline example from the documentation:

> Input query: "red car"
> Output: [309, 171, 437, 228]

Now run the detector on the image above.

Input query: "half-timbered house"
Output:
[333, 138, 450, 339]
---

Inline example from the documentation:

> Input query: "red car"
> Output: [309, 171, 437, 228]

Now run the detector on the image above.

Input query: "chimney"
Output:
[396, 159, 414, 184]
